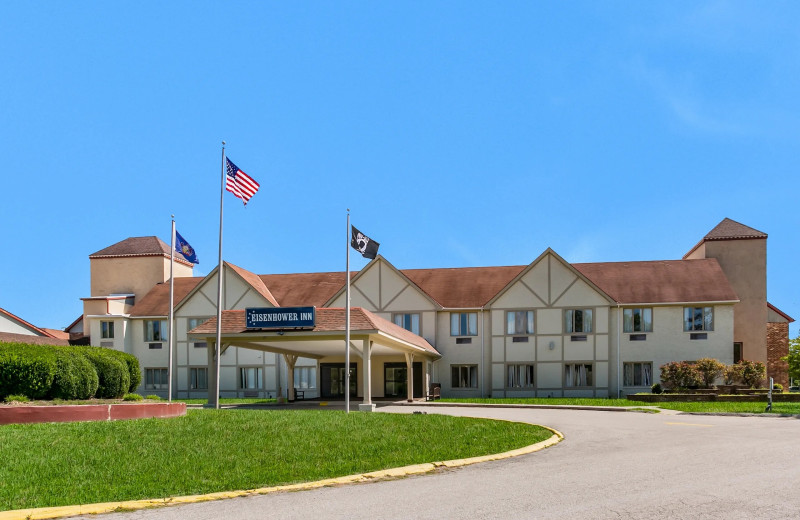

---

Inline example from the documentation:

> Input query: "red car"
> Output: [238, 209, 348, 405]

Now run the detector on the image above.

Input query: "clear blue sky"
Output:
[1, 1, 797, 338]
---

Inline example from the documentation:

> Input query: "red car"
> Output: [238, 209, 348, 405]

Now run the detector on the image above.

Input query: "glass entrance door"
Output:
[320, 363, 357, 398]
[384, 362, 423, 398]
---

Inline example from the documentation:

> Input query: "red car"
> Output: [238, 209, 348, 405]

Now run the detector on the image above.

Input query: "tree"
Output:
[782, 335, 800, 384]
[694, 358, 725, 388]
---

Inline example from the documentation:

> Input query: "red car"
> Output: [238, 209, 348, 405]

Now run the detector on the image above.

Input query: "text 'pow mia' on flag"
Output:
[351, 226, 379, 259]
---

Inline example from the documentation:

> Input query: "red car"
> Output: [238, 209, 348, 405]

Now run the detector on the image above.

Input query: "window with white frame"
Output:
[145, 368, 168, 390]
[506, 364, 534, 388]
[684, 307, 713, 331]
[144, 320, 166, 341]
[450, 312, 478, 336]
[187, 317, 210, 331]
[564, 363, 593, 387]
[392, 313, 420, 335]
[239, 367, 263, 390]
[565, 309, 593, 333]
[506, 311, 534, 335]
[451, 365, 478, 388]
[623, 308, 653, 333]
[189, 367, 208, 390]
[101, 321, 115, 339]
[623, 362, 652, 387]
[294, 366, 317, 389]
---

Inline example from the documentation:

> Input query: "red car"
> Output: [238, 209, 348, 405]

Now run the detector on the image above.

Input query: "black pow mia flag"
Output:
[351, 225, 380, 259]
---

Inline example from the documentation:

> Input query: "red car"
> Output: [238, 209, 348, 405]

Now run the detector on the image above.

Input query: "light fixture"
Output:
[548, 341, 555, 350]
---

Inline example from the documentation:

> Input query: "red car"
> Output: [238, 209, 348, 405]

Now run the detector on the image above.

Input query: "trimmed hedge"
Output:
[0, 342, 140, 400]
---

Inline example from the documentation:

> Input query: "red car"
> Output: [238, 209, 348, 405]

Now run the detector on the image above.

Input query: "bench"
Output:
[426, 383, 441, 401]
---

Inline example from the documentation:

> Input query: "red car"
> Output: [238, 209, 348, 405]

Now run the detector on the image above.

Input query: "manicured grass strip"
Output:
[177, 398, 277, 405]
[440, 397, 650, 407]
[653, 401, 800, 414]
[0, 409, 550, 511]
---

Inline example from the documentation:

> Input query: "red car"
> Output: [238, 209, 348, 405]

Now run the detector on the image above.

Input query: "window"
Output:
[392, 313, 420, 335]
[506, 311, 534, 335]
[623, 362, 652, 387]
[239, 367, 263, 390]
[450, 312, 478, 336]
[684, 307, 713, 331]
[145, 368, 168, 390]
[564, 363, 593, 387]
[294, 366, 317, 389]
[193, 342, 207, 349]
[451, 365, 478, 388]
[506, 364, 534, 388]
[187, 317, 210, 331]
[189, 367, 208, 390]
[623, 308, 652, 333]
[565, 309, 593, 333]
[144, 320, 166, 341]
[101, 321, 115, 339]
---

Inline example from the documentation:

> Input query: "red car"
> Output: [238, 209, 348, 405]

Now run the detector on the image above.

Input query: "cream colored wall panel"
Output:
[537, 363, 562, 388]
[177, 343, 188, 365]
[491, 337, 505, 362]
[188, 345, 208, 365]
[328, 292, 345, 307]
[238, 349, 263, 364]
[492, 282, 536, 309]
[178, 296, 217, 318]
[349, 288, 377, 310]
[492, 364, 505, 390]
[595, 362, 609, 387]
[595, 334, 609, 361]
[554, 279, 608, 308]
[564, 339, 594, 361]
[522, 261, 550, 304]
[549, 258, 578, 305]
[220, 366, 237, 391]
[536, 336, 562, 361]
[595, 307, 609, 333]
[223, 275, 250, 309]
[506, 340, 534, 363]
[352, 263, 380, 308]
[221, 347, 237, 366]
[422, 311, 437, 344]
[176, 367, 188, 391]
[491, 310, 504, 334]
[264, 366, 277, 392]
[383, 286, 435, 312]
[200, 273, 218, 303]
[538, 309, 562, 335]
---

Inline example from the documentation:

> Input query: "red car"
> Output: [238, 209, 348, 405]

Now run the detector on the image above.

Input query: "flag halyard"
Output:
[225, 158, 260, 205]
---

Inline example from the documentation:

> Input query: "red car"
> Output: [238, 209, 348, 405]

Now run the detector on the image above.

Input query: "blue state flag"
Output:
[175, 231, 199, 264]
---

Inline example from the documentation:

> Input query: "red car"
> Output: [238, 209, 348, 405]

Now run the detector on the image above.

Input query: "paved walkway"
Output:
[67, 404, 800, 520]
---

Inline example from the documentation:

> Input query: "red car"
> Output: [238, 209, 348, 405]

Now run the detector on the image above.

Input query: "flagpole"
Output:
[168, 216, 175, 402]
[214, 141, 226, 410]
[345, 209, 350, 414]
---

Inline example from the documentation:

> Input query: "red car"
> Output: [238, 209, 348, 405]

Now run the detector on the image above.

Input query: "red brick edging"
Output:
[0, 402, 186, 425]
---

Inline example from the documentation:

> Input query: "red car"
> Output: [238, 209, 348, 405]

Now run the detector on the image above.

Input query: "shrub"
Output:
[77, 348, 131, 399]
[123, 393, 143, 401]
[651, 383, 663, 394]
[5, 394, 29, 403]
[0, 343, 57, 399]
[694, 358, 725, 388]
[49, 350, 99, 400]
[773, 383, 784, 392]
[724, 363, 744, 385]
[659, 361, 702, 391]
[145, 394, 162, 401]
[739, 360, 766, 388]
[102, 349, 141, 392]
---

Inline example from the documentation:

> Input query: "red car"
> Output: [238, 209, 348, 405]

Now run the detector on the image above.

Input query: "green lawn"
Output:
[654, 401, 800, 414]
[440, 397, 649, 407]
[0, 409, 551, 511]
[176, 398, 277, 405]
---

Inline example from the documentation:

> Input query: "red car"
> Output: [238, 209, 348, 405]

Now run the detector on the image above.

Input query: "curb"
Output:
[0, 427, 563, 520]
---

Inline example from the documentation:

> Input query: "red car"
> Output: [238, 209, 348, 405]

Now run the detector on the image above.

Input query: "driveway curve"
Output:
[70, 405, 800, 520]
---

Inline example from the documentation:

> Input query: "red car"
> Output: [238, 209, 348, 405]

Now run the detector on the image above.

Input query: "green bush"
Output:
[102, 349, 141, 392]
[145, 394, 162, 400]
[0, 343, 57, 399]
[724, 363, 745, 385]
[694, 358, 725, 388]
[651, 383, 663, 394]
[773, 383, 784, 392]
[739, 360, 766, 388]
[77, 348, 131, 399]
[659, 361, 702, 391]
[123, 393, 143, 401]
[5, 394, 29, 403]
[49, 350, 99, 400]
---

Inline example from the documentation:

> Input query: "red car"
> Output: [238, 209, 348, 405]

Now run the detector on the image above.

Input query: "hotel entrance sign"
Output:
[246, 307, 316, 329]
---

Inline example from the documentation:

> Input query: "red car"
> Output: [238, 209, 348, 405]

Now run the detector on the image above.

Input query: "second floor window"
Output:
[450, 312, 478, 336]
[393, 313, 420, 335]
[565, 309, 593, 333]
[506, 311, 534, 335]
[623, 308, 652, 333]
[101, 321, 115, 339]
[144, 320, 165, 342]
[684, 307, 713, 331]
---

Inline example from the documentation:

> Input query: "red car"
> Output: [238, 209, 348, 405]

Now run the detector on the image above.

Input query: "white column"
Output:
[206, 339, 218, 408]
[283, 354, 298, 401]
[405, 352, 414, 403]
[358, 339, 375, 412]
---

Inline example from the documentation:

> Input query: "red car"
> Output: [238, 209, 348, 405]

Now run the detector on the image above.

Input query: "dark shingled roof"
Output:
[90, 236, 193, 267]
[573, 259, 738, 304]
[704, 218, 767, 240]
[189, 307, 440, 357]
[0, 332, 71, 346]
[401, 265, 527, 308]
[130, 278, 204, 317]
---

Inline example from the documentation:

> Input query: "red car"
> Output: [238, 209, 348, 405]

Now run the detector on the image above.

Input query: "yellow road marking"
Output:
[665, 421, 714, 427]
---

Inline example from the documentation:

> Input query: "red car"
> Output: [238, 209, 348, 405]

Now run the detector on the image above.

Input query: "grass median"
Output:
[0, 409, 551, 511]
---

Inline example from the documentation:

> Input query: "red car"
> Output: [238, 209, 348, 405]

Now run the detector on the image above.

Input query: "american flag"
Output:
[225, 158, 260, 205]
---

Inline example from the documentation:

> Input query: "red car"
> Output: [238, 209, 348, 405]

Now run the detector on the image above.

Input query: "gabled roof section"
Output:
[0, 332, 71, 346]
[573, 258, 738, 304]
[704, 218, 767, 240]
[401, 264, 526, 308]
[129, 277, 204, 317]
[768, 302, 795, 323]
[41, 328, 70, 340]
[90, 236, 193, 267]
[0, 306, 52, 337]
[227, 262, 279, 307]
[262, 271, 348, 307]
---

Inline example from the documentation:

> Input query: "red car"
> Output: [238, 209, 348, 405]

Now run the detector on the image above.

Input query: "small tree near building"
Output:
[694, 358, 725, 388]
[781, 335, 800, 385]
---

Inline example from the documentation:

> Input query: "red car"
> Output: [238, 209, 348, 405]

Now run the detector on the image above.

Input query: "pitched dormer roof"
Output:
[704, 218, 767, 241]
[90, 236, 193, 267]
